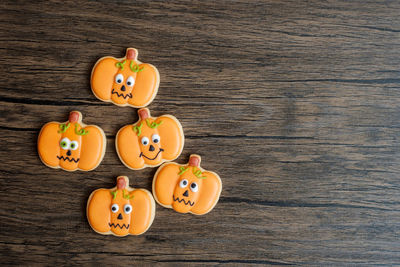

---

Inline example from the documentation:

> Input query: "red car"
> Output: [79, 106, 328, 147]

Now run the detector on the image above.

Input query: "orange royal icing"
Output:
[87, 176, 155, 236]
[116, 108, 184, 170]
[152, 154, 222, 215]
[37, 111, 106, 171]
[90, 48, 159, 108]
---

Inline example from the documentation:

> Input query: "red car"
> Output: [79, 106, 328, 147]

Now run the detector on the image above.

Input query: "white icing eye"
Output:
[179, 179, 188, 188]
[124, 204, 132, 214]
[152, 134, 160, 144]
[115, 74, 124, 84]
[111, 204, 119, 213]
[141, 136, 149, 146]
[126, 76, 135, 87]
[60, 137, 71, 150]
[69, 141, 79, 151]
[190, 182, 198, 192]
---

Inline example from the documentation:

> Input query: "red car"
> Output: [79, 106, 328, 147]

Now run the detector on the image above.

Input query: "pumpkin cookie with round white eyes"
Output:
[37, 111, 106, 171]
[87, 176, 155, 237]
[115, 108, 184, 170]
[90, 48, 160, 108]
[152, 154, 222, 215]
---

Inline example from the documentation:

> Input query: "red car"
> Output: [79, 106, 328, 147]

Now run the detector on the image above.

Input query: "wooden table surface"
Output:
[1, 0, 400, 265]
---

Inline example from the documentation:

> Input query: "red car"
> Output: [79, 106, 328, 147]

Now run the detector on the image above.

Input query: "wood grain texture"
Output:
[1, 0, 400, 265]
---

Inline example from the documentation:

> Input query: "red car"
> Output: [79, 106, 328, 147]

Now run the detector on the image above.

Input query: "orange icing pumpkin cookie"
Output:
[152, 154, 222, 215]
[91, 48, 159, 108]
[37, 111, 106, 171]
[116, 108, 184, 170]
[87, 176, 155, 237]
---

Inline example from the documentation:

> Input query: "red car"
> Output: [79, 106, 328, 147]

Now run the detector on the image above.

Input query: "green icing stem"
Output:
[123, 189, 134, 200]
[129, 61, 144, 73]
[178, 166, 188, 175]
[193, 167, 207, 179]
[58, 122, 70, 133]
[132, 123, 143, 136]
[110, 189, 134, 200]
[146, 119, 163, 129]
[116, 60, 127, 70]
[75, 124, 89, 136]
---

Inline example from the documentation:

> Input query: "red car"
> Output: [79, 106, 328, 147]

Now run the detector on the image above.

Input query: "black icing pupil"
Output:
[71, 144, 75, 148]
[183, 180, 187, 185]
[125, 207, 131, 212]
[112, 207, 116, 211]
[127, 81, 131, 85]
[61, 142, 66, 147]
[117, 79, 121, 83]
[153, 139, 159, 143]
[191, 183, 196, 188]
[144, 141, 148, 145]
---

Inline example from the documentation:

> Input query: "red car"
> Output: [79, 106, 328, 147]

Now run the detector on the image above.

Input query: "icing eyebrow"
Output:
[58, 122, 70, 133]
[132, 123, 143, 136]
[193, 168, 207, 179]
[129, 61, 144, 73]
[146, 119, 163, 129]
[74, 124, 89, 135]
[178, 166, 188, 175]
[115, 60, 126, 70]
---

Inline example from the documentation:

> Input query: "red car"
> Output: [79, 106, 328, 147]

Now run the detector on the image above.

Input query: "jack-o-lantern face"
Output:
[87, 176, 155, 236]
[116, 108, 184, 170]
[153, 155, 222, 215]
[91, 48, 159, 108]
[37, 111, 106, 171]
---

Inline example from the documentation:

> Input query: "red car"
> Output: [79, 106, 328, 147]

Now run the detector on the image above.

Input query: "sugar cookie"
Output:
[116, 108, 184, 170]
[37, 111, 106, 171]
[87, 176, 155, 236]
[91, 48, 159, 108]
[152, 154, 222, 215]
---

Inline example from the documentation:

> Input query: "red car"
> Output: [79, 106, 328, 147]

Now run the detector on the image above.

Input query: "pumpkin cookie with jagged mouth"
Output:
[91, 48, 159, 108]
[87, 176, 155, 237]
[38, 111, 106, 172]
[116, 108, 184, 170]
[153, 154, 222, 215]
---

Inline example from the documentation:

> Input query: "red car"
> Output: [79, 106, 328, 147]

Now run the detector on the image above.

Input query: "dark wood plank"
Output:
[1, 0, 400, 265]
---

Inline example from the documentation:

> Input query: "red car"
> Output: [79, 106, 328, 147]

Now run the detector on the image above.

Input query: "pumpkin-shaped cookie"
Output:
[37, 111, 106, 171]
[153, 155, 222, 215]
[116, 108, 184, 170]
[91, 48, 159, 108]
[87, 176, 155, 236]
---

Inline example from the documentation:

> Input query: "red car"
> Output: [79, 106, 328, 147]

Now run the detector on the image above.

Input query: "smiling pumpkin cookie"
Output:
[37, 111, 106, 171]
[90, 48, 159, 108]
[116, 108, 184, 170]
[87, 176, 155, 236]
[152, 154, 222, 215]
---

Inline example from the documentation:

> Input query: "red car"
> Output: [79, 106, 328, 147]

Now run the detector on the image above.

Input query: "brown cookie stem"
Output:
[126, 48, 137, 60]
[189, 155, 201, 167]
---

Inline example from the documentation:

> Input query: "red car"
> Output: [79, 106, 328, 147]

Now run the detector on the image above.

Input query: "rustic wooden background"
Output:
[1, 0, 400, 265]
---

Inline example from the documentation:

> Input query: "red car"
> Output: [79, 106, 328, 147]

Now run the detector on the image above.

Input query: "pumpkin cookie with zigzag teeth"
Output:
[90, 48, 159, 108]
[87, 176, 155, 236]
[37, 111, 106, 171]
[153, 154, 222, 215]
